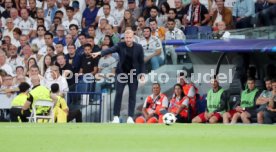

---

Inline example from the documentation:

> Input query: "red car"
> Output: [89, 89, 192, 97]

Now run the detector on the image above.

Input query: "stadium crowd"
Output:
[0, 0, 275, 123]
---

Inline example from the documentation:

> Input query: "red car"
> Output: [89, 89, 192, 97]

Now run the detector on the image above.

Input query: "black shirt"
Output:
[80, 55, 99, 74]
[122, 45, 134, 73]
[176, 7, 185, 21]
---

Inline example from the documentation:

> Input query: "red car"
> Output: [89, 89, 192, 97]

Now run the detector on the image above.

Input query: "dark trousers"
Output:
[67, 109, 82, 122]
[10, 108, 31, 122]
[113, 75, 138, 117]
[264, 110, 276, 124]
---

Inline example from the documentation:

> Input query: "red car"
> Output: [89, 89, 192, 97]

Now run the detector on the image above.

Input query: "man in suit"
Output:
[92, 30, 145, 123]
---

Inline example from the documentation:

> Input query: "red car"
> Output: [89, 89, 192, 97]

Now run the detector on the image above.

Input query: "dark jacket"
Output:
[101, 42, 145, 75]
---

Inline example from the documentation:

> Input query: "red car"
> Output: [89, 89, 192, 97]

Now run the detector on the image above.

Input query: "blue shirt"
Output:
[53, 37, 66, 46]
[82, 7, 99, 27]
[232, 0, 255, 17]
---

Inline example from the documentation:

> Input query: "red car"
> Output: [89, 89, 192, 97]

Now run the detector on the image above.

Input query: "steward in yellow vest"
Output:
[10, 82, 31, 122]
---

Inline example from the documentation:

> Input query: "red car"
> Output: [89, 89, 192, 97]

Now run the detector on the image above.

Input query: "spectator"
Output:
[3, 18, 15, 40]
[55, 42, 66, 55]
[2, 0, 14, 18]
[159, 1, 170, 26]
[27, 65, 45, 86]
[39, 32, 55, 56]
[165, 19, 186, 65]
[98, 24, 120, 46]
[263, 79, 276, 124]
[49, 17, 62, 35]
[46, 45, 56, 63]
[28, 0, 37, 19]
[53, 25, 66, 46]
[223, 77, 260, 124]
[12, 28, 21, 47]
[142, 0, 155, 20]
[41, 55, 53, 80]
[9, 8, 22, 29]
[145, 6, 163, 27]
[37, 8, 51, 29]
[56, 54, 74, 87]
[183, 0, 210, 26]
[69, 24, 80, 48]
[7, 44, 24, 74]
[62, 6, 80, 33]
[174, 0, 185, 21]
[94, 45, 116, 100]
[127, 0, 141, 21]
[168, 84, 190, 123]
[149, 19, 166, 41]
[97, 4, 118, 28]
[119, 10, 136, 33]
[0, 50, 13, 76]
[140, 27, 164, 70]
[45, 65, 69, 94]
[256, 77, 272, 124]
[136, 16, 146, 39]
[192, 76, 227, 124]
[86, 26, 99, 44]
[82, 0, 98, 29]
[65, 44, 81, 74]
[78, 44, 99, 92]
[75, 34, 87, 56]
[135, 83, 169, 123]
[209, 0, 233, 30]
[232, 0, 255, 28]
[212, 21, 230, 39]
[72, 1, 82, 26]
[102, 35, 114, 48]
[95, 18, 108, 42]
[112, 0, 125, 27]
[166, 8, 182, 29]
[18, 9, 36, 36]
[44, 0, 58, 22]
[31, 25, 46, 50]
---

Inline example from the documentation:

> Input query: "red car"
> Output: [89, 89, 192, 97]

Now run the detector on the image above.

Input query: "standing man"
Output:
[92, 30, 145, 123]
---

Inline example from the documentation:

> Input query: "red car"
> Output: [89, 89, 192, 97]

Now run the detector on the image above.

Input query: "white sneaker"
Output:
[112, 116, 120, 123]
[126, 117, 134, 124]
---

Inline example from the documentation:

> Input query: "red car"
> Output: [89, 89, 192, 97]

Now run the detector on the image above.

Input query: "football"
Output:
[162, 113, 176, 125]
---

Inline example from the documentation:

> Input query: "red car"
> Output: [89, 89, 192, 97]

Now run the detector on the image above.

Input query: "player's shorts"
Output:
[198, 112, 222, 123]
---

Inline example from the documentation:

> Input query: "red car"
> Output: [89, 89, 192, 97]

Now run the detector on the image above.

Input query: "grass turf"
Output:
[0, 123, 276, 152]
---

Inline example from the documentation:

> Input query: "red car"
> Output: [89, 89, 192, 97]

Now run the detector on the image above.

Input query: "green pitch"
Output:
[1, 123, 276, 152]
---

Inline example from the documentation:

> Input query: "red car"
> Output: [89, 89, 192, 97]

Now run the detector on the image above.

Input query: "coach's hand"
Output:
[91, 52, 101, 58]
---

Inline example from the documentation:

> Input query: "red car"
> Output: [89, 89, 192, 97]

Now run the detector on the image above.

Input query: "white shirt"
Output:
[62, 18, 80, 33]
[17, 17, 36, 35]
[165, 28, 185, 40]
[73, 11, 82, 26]
[98, 15, 118, 27]
[98, 56, 117, 75]
[111, 8, 125, 26]
[2, 28, 14, 40]
[140, 36, 164, 60]
[7, 56, 24, 75]
[45, 76, 69, 93]
[31, 37, 46, 50]
[0, 63, 14, 76]
[39, 44, 55, 56]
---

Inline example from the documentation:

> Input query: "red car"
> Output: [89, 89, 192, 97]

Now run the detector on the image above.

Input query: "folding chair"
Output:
[29, 100, 55, 123]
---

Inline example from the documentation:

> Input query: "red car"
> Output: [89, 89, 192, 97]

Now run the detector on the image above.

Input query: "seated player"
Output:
[263, 79, 276, 124]
[223, 77, 260, 124]
[51, 83, 82, 123]
[192, 76, 227, 123]
[135, 83, 169, 123]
